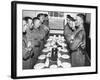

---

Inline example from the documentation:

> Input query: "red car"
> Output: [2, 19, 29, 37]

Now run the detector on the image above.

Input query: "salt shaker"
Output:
[45, 57, 49, 67]
[57, 58, 62, 67]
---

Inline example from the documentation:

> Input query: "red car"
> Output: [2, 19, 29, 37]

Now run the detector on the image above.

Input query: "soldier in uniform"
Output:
[22, 17, 33, 33]
[43, 14, 49, 28]
[37, 13, 49, 37]
[64, 14, 86, 67]
[64, 15, 76, 44]
[70, 14, 86, 67]
[37, 13, 50, 50]
[26, 17, 46, 68]
[22, 17, 34, 69]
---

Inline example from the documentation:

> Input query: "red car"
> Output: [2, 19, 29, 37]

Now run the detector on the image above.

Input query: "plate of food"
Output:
[42, 48, 50, 52]
[60, 48, 68, 52]
[61, 54, 70, 59]
[49, 36, 53, 39]
[61, 43, 67, 47]
[50, 64, 58, 69]
[34, 63, 45, 69]
[47, 38, 52, 42]
[38, 55, 46, 60]
[61, 62, 71, 68]
[44, 43, 51, 47]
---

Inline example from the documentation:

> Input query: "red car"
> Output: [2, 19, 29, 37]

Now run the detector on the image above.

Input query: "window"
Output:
[49, 11, 64, 18]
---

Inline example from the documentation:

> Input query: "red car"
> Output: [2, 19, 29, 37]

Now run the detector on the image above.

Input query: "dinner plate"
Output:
[47, 38, 52, 41]
[61, 54, 70, 59]
[50, 65, 58, 69]
[44, 43, 51, 47]
[61, 62, 71, 68]
[61, 48, 68, 52]
[38, 55, 46, 60]
[42, 48, 50, 52]
[34, 63, 45, 69]
[61, 43, 67, 47]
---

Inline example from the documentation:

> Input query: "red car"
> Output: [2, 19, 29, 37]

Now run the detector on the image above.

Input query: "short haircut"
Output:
[32, 17, 40, 24]
[23, 17, 32, 23]
[44, 14, 48, 17]
[77, 13, 86, 23]
[67, 15, 75, 21]
[37, 13, 44, 18]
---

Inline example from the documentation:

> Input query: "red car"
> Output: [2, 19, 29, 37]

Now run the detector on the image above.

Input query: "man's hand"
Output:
[78, 42, 85, 49]
[81, 42, 86, 49]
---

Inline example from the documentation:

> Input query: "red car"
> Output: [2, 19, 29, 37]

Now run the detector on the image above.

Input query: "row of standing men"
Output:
[22, 13, 50, 69]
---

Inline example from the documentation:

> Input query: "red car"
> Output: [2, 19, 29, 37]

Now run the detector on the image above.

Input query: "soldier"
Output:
[43, 14, 50, 40]
[64, 15, 76, 44]
[43, 14, 49, 28]
[22, 17, 34, 69]
[26, 17, 46, 68]
[22, 17, 33, 33]
[37, 13, 49, 36]
[69, 14, 86, 67]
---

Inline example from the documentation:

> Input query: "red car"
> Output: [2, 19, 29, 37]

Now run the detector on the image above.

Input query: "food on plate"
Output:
[34, 63, 45, 69]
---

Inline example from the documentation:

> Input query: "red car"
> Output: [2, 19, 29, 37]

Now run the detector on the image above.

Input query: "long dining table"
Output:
[33, 33, 90, 69]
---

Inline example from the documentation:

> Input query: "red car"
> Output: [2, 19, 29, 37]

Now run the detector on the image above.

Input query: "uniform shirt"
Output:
[22, 34, 32, 69]
[25, 27, 46, 68]
[66, 25, 86, 67]
[22, 34, 27, 57]
[64, 23, 74, 43]
[40, 24, 49, 35]
[26, 27, 45, 48]
[70, 29, 86, 67]
[70, 28, 86, 50]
